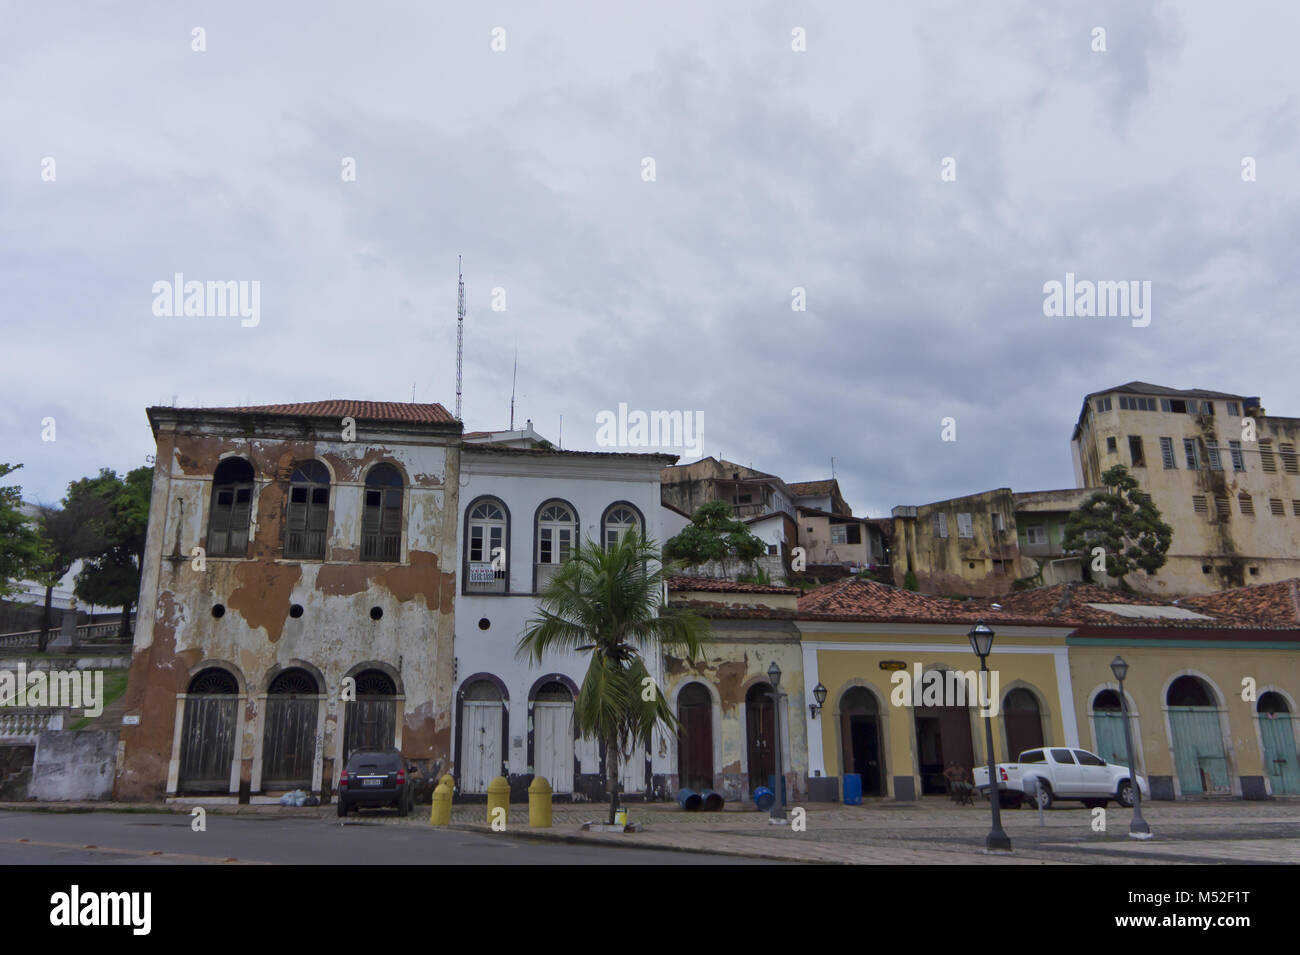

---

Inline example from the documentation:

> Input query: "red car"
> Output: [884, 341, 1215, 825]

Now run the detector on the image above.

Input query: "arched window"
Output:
[285, 460, 329, 559]
[361, 464, 403, 561]
[1167, 676, 1214, 707]
[602, 504, 641, 550]
[535, 500, 576, 590]
[208, 458, 255, 557]
[467, 498, 508, 593]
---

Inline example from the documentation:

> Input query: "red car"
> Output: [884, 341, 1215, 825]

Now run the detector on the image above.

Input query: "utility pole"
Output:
[455, 256, 465, 421]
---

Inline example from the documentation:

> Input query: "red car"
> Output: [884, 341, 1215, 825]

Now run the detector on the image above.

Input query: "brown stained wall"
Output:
[115, 417, 461, 801]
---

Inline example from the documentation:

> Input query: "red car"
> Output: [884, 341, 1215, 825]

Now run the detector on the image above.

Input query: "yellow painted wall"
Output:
[1068, 642, 1300, 792]
[811, 628, 1072, 798]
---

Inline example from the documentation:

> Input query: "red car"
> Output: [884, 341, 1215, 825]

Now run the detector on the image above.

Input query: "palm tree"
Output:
[518, 530, 708, 824]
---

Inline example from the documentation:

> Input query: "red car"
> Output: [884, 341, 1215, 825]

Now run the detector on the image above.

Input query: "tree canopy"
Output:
[664, 500, 767, 573]
[1061, 464, 1172, 587]
[0, 463, 47, 598]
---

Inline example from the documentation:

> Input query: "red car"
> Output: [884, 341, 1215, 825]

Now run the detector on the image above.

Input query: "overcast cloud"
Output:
[4, 1, 1299, 520]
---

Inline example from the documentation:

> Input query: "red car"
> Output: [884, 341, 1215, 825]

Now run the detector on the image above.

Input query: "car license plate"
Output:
[362, 778, 382, 787]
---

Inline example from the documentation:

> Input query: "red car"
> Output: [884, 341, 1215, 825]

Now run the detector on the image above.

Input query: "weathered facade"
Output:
[663, 579, 808, 802]
[1071, 382, 1300, 595]
[115, 401, 461, 801]
[891, 489, 1025, 596]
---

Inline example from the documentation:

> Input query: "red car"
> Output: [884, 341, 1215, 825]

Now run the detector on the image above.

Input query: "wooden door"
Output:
[1169, 708, 1229, 794]
[746, 688, 775, 792]
[677, 684, 713, 791]
[619, 743, 647, 796]
[462, 701, 501, 793]
[533, 701, 574, 793]
[1093, 711, 1129, 766]
[1259, 714, 1300, 795]
[178, 695, 238, 793]
[262, 696, 317, 790]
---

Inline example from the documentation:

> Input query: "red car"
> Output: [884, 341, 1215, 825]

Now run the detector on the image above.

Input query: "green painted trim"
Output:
[1067, 636, 1300, 650]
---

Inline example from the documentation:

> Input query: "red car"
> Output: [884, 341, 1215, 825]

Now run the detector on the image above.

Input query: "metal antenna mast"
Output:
[455, 256, 465, 421]
[509, 345, 517, 431]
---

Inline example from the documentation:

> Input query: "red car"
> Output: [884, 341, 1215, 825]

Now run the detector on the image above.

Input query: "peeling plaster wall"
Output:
[115, 413, 460, 800]
[663, 619, 807, 803]
[895, 490, 1027, 597]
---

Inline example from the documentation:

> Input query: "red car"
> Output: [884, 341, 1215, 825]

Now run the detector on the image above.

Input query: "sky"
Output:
[4, 1, 1299, 520]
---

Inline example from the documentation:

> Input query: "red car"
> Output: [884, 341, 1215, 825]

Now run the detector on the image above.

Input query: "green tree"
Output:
[518, 531, 709, 824]
[32, 495, 109, 650]
[903, 569, 918, 591]
[1062, 464, 1172, 589]
[0, 463, 48, 599]
[70, 467, 153, 638]
[664, 500, 767, 577]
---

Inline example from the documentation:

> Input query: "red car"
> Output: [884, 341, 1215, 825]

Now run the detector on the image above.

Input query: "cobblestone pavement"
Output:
[6, 797, 1297, 864]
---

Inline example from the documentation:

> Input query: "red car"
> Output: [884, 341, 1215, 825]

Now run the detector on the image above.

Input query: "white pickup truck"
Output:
[973, 746, 1148, 810]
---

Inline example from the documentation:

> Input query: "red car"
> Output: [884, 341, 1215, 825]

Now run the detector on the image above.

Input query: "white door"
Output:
[533, 701, 574, 793]
[462, 701, 501, 793]
[1048, 748, 1084, 795]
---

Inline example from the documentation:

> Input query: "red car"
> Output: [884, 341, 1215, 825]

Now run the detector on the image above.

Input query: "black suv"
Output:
[337, 749, 415, 817]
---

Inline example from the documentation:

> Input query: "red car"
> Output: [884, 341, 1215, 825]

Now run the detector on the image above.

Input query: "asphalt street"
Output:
[0, 810, 778, 865]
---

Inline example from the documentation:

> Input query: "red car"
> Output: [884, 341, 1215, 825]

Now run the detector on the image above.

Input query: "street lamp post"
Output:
[1110, 656, 1151, 838]
[969, 621, 1011, 852]
[768, 660, 785, 823]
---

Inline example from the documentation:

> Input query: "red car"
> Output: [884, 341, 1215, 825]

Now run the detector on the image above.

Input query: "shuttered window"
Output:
[1239, 494, 1255, 517]
[933, 512, 948, 538]
[1183, 438, 1202, 469]
[1270, 498, 1285, 516]
[1192, 495, 1208, 516]
[362, 464, 403, 561]
[208, 457, 255, 557]
[285, 460, 329, 559]
[1205, 440, 1222, 471]
[1160, 437, 1177, 469]
[1229, 440, 1245, 471]
[1261, 444, 1277, 473]
[956, 512, 974, 538]
[1215, 496, 1231, 520]
[1281, 443, 1298, 474]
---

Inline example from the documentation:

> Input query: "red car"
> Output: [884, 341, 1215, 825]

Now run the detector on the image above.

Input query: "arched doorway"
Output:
[1167, 675, 1229, 794]
[262, 668, 319, 791]
[460, 679, 504, 793]
[677, 683, 714, 791]
[745, 683, 776, 793]
[1258, 692, 1299, 795]
[343, 670, 397, 762]
[839, 687, 884, 797]
[532, 681, 574, 794]
[1003, 687, 1044, 759]
[178, 668, 239, 794]
[914, 669, 975, 795]
[1091, 689, 1128, 766]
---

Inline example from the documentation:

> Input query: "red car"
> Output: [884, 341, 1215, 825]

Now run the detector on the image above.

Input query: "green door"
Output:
[1093, 712, 1130, 767]
[1169, 707, 1230, 794]
[1259, 714, 1300, 795]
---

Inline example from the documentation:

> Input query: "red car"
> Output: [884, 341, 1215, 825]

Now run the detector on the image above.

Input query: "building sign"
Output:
[468, 563, 497, 583]
[879, 661, 907, 672]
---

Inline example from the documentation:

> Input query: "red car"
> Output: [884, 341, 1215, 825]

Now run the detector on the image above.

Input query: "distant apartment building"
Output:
[891, 488, 1090, 597]
[1071, 382, 1300, 595]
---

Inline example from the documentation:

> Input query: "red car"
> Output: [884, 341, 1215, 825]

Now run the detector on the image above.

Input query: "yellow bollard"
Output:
[528, 776, 553, 828]
[486, 775, 510, 830]
[429, 776, 453, 826]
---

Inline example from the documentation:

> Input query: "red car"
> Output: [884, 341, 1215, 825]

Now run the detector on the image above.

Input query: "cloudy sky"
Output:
[4, 1, 1298, 519]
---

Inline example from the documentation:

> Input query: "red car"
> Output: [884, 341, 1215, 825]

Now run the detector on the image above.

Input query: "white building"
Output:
[453, 439, 679, 801]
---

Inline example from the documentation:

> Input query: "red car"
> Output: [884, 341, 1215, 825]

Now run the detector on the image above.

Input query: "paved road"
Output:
[0, 811, 779, 865]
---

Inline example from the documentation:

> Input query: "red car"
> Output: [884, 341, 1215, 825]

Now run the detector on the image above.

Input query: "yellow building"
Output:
[993, 581, 1300, 799]
[1071, 382, 1300, 595]
[797, 578, 1077, 801]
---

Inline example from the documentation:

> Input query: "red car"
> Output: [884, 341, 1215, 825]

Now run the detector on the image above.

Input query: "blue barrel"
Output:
[843, 773, 863, 806]
[676, 788, 702, 811]
[752, 786, 775, 811]
[699, 789, 724, 811]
